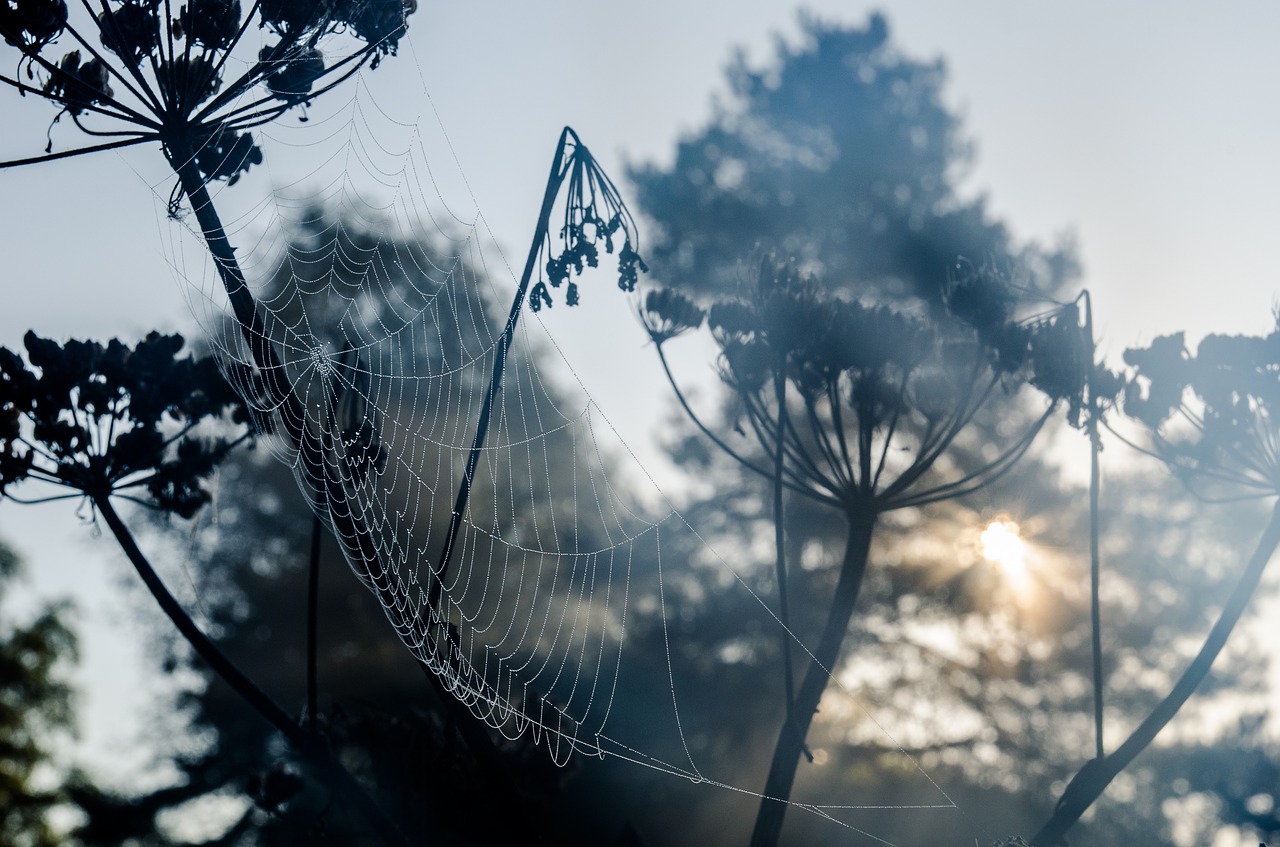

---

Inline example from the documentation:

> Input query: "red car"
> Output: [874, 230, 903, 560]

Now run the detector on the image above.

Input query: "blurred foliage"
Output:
[0, 540, 78, 847]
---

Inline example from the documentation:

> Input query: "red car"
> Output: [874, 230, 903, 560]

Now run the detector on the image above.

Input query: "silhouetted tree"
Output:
[629, 11, 1077, 310]
[629, 13, 1083, 844]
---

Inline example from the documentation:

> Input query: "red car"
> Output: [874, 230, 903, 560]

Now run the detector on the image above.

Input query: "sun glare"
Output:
[980, 519, 1029, 588]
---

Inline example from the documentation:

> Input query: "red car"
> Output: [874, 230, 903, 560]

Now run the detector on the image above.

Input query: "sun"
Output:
[980, 519, 1029, 589]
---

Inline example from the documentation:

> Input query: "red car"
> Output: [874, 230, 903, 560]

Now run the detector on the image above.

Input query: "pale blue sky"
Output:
[2, 0, 1279, 793]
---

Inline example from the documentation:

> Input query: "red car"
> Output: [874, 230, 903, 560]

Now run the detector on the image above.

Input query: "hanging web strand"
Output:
[151, 58, 979, 842]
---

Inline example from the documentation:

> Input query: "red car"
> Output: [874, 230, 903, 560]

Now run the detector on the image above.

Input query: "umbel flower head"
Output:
[0, 331, 252, 517]
[639, 254, 1057, 511]
[1, 0, 417, 184]
[941, 261, 1123, 431]
[528, 131, 648, 312]
[1123, 315, 1280, 497]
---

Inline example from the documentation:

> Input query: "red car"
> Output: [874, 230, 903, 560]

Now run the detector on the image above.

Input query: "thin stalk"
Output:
[829, 378, 855, 475]
[870, 369, 915, 492]
[1083, 292, 1105, 761]
[87, 0, 165, 112]
[652, 343, 831, 502]
[879, 367, 995, 500]
[1032, 499, 1280, 846]
[0, 134, 153, 169]
[1089, 413, 1103, 759]
[307, 512, 321, 735]
[187, 0, 262, 112]
[91, 492, 410, 847]
[771, 368, 797, 736]
[209, 45, 370, 128]
[885, 406, 1053, 510]
[802, 392, 851, 490]
[750, 510, 877, 847]
[856, 387, 873, 492]
[744, 391, 834, 494]
[428, 126, 572, 609]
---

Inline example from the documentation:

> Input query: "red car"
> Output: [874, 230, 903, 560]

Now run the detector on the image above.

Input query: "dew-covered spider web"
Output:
[140, 41, 985, 845]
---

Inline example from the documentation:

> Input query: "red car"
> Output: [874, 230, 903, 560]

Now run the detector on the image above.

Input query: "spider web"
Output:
[144, 43, 981, 845]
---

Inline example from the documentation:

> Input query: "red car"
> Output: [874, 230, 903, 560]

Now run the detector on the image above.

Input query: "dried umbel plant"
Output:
[1124, 321, 1280, 499]
[639, 255, 1067, 847]
[1030, 319, 1280, 846]
[0, 331, 411, 844]
[0, 330, 251, 515]
[0, 0, 418, 461]
[2, 0, 416, 184]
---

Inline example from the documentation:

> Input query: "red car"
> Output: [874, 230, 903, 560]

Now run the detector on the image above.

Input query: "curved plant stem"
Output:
[1032, 499, 1280, 846]
[166, 141, 301, 439]
[750, 510, 876, 847]
[429, 126, 571, 610]
[91, 492, 410, 847]
[167, 134, 401, 627]
[166, 131, 541, 839]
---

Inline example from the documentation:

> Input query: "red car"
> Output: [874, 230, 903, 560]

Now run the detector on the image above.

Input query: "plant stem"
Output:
[772, 369, 797, 729]
[1032, 499, 1280, 846]
[429, 126, 572, 610]
[750, 510, 877, 847]
[91, 492, 410, 847]
[166, 135, 538, 836]
[166, 142, 302, 443]
[307, 513, 321, 735]
[1084, 292, 1105, 761]
[1088, 409, 1104, 760]
[166, 137, 400, 625]
[0, 134, 155, 170]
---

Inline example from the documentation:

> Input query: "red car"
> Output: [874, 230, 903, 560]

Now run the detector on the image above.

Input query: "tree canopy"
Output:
[629, 12, 1077, 309]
